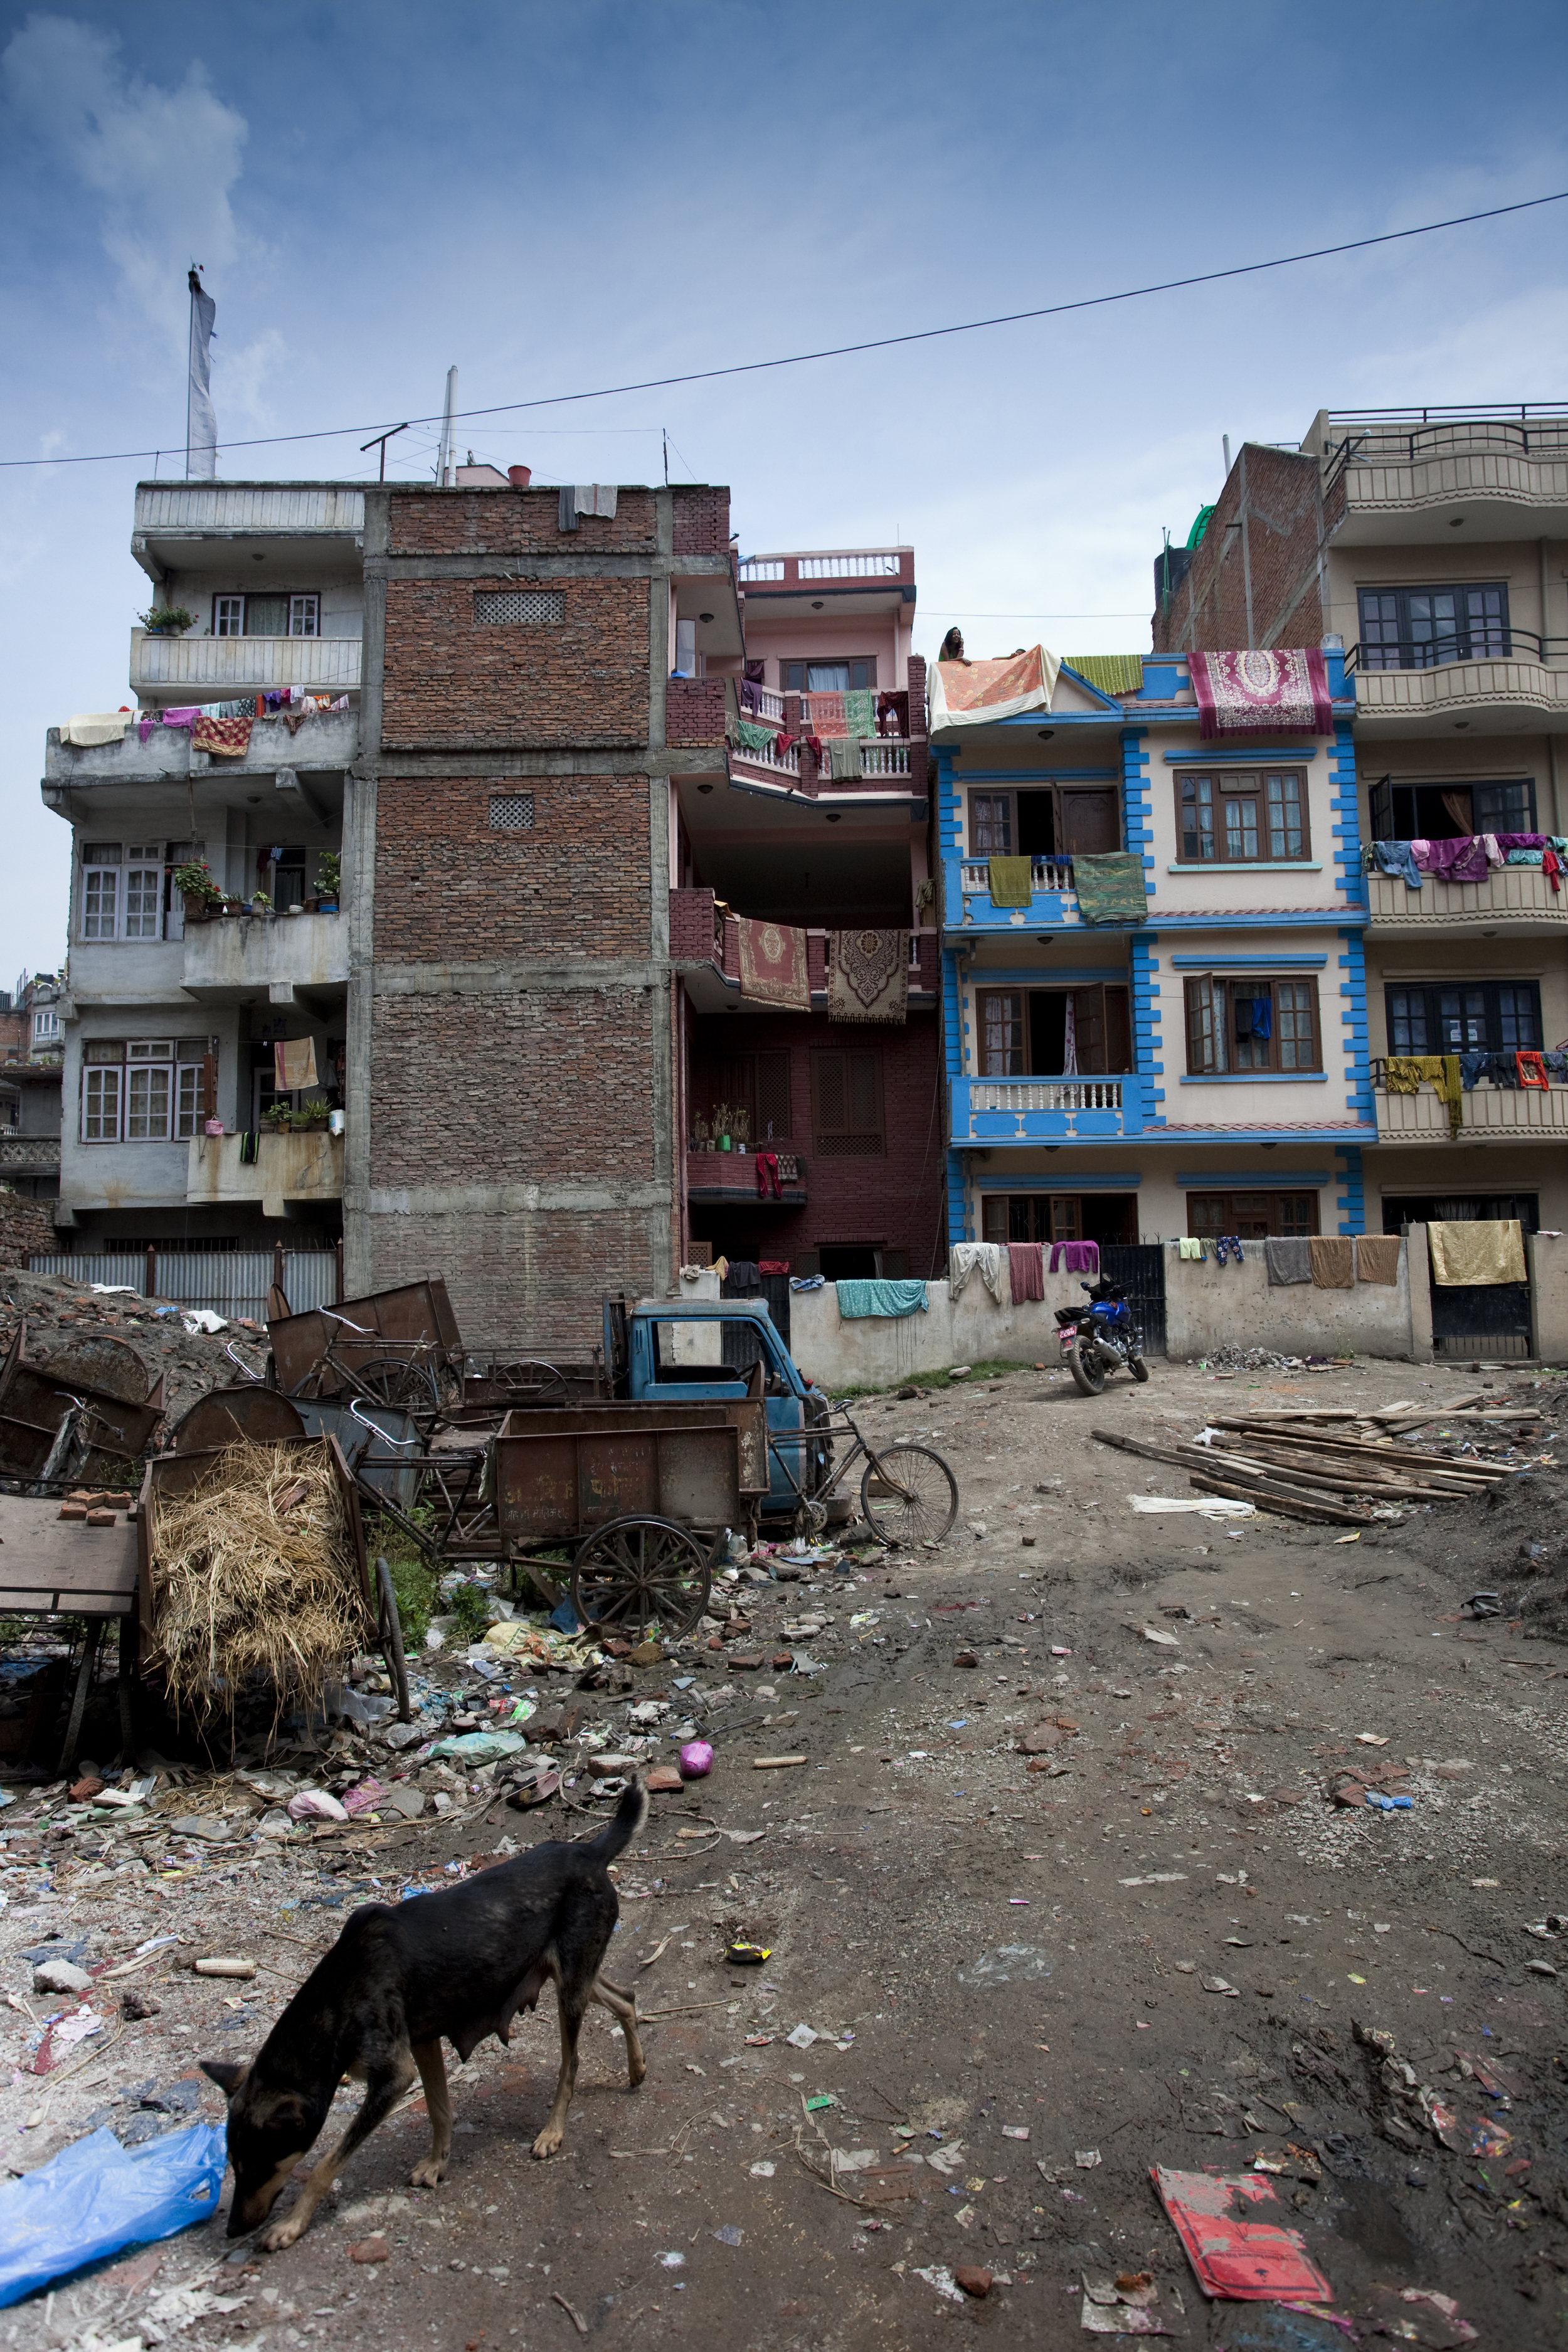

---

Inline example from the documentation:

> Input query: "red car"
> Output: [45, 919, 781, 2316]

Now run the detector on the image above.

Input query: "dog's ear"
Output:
[201, 2057, 250, 2098]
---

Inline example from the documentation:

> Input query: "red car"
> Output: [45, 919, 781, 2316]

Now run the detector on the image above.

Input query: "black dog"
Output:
[203, 1779, 649, 2249]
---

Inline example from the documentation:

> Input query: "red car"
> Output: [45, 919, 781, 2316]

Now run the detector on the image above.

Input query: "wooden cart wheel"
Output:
[352, 1357, 443, 1419]
[571, 1515, 711, 1638]
[376, 1554, 412, 1722]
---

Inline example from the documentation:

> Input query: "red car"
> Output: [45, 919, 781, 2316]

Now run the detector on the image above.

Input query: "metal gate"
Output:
[1429, 1279, 1532, 1360]
[1099, 1242, 1166, 1356]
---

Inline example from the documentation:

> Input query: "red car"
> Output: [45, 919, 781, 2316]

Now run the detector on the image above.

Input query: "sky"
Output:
[1, 0, 1565, 979]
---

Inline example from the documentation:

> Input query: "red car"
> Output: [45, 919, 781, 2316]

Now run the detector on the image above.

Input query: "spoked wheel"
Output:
[350, 1357, 443, 1419]
[1067, 1338, 1106, 1397]
[859, 1443, 960, 1545]
[505, 1360, 571, 1407]
[571, 1515, 712, 1638]
[375, 1554, 411, 1722]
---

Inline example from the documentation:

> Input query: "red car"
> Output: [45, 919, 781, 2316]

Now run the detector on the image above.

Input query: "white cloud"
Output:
[1, 13, 248, 345]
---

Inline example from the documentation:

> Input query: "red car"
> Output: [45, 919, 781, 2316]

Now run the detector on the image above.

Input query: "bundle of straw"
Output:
[148, 1439, 369, 1722]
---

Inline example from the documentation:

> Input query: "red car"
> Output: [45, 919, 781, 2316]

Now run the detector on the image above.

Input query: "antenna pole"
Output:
[438, 368, 458, 484]
[361, 423, 411, 482]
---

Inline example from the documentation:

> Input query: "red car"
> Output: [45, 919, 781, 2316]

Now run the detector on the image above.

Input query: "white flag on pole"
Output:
[187, 268, 217, 480]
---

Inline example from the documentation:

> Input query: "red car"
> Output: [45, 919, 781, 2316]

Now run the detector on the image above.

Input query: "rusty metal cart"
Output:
[268, 1279, 465, 1422]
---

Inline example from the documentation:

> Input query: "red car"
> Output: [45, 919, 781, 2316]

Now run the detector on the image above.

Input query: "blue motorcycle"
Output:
[1054, 1277, 1150, 1396]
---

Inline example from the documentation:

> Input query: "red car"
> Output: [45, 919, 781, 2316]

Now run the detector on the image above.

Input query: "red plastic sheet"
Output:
[1152, 2166, 1333, 2302]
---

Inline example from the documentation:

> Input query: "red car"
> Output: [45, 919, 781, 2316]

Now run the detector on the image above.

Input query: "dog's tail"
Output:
[590, 1776, 650, 1865]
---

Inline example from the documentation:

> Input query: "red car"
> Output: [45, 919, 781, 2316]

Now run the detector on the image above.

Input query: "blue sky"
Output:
[1, 0, 1565, 977]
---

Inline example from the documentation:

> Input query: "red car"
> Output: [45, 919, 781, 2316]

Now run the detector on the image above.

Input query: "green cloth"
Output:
[1062, 654, 1145, 696]
[835, 1279, 929, 1320]
[843, 689, 877, 739]
[1071, 850, 1148, 928]
[987, 855, 1033, 907]
[736, 718, 777, 753]
[827, 735, 863, 781]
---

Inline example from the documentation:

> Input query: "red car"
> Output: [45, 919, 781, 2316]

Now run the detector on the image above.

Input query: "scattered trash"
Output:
[287, 1787, 349, 1823]
[786, 2024, 819, 2049]
[957, 1946, 1052, 1989]
[1076, 2149, 1102, 2169]
[726, 1943, 770, 1966]
[1081, 2270, 1180, 2336]
[0, 2124, 226, 2307]
[1130, 1496, 1255, 1518]
[193, 1956, 255, 1979]
[679, 1739, 714, 1779]
[713, 2224, 743, 2247]
[915, 2265, 968, 2304]
[1153, 2166, 1332, 2303]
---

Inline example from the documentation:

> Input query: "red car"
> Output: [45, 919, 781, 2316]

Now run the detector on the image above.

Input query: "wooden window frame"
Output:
[810, 1046, 884, 1158]
[966, 783, 1123, 861]
[1187, 1190, 1320, 1240]
[781, 656, 878, 694]
[1368, 775, 1538, 839]
[976, 988, 1025, 1076]
[1183, 975, 1323, 1076]
[976, 985, 1133, 1078]
[1175, 768, 1311, 864]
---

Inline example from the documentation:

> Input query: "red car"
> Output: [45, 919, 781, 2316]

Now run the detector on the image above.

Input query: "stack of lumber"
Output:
[1094, 1394, 1535, 1527]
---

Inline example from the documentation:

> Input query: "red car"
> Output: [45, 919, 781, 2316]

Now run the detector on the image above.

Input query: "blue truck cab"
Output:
[608, 1296, 827, 1518]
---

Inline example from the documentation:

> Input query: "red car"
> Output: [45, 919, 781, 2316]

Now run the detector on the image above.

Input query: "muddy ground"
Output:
[2, 1348, 1565, 2350]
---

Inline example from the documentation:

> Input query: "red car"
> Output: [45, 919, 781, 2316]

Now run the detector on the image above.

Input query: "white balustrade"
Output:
[969, 1079, 1123, 1114]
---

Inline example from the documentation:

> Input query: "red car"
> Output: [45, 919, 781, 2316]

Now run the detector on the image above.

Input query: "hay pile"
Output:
[148, 1439, 369, 1722]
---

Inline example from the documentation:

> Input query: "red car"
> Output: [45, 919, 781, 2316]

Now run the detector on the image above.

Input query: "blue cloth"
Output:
[1250, 997, 1271, 1041]
[789, 1274, 825, 1291]
[835, 1279, 929, 1319]
[1505, 849, 1544, 866]
[1374, 840, 1423, 890]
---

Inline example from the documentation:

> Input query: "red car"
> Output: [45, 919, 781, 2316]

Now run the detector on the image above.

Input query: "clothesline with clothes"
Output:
[1371, 834, 1567, 893]
[1382, 1050, 1568, 1133]
[948, 1240, 1098, 1305]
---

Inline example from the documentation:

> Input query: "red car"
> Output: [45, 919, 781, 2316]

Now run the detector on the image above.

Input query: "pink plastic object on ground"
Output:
[1152, 2166, 1333, 2302]
[287, 1788, 348, 1823]
[679, 1740, 713, 1779]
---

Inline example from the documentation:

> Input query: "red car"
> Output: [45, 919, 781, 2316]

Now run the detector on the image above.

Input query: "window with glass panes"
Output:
[80, 1039, 213, 1142]
[1357, 585, 1510, 669]
[1184, 976, 1322, 1074]
[1384, 980, 1542, 1056]
[1187, 1190, 1318, 1240]
[781, 657, 876, 692]
[970, 794, 1012, 853]
[80, 844, 165, 941]
[1176, 770, 1310, 862]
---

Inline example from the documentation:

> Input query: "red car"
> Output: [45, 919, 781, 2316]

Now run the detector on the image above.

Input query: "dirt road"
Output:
[5, 1353, 1565, 2348]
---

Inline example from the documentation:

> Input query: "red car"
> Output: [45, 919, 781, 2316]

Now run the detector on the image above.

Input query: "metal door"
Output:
[1429, 1278, 1532, 1359]
[1099, 1242, 1166, 1355]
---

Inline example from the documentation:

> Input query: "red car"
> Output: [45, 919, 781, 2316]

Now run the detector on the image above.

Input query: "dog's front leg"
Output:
[262, 2058, 415, 2254]
[409, 2040, 452, 2188]
[591, 1975, 646, 2089]
[532, 1991, 586, 2161]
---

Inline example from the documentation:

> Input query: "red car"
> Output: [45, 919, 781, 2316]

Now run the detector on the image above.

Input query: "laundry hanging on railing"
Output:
[1189, 647, 1332, 738]
[950, 1241, 1007, 1303]
[736, 917, 810, 1011]
[828, 930, 907, 1025]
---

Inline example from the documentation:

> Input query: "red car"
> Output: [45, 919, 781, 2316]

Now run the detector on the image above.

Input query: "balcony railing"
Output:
[0, 1135, 60, 1168]
[960, 856, 1075, 893]
[969, 1078, 1123, 1115]
[1372, 1062, 1568, 1141]
[671, 897, 937, 994]
[1365, 863, 1568, 926]
[1344, 630, 1567, 674]
[186, 1129, 344, 1208]
[952, 1071, 1142, 1142]
[731, 733, 801, 777]
[1325, 410, 1568, 496]
[736, 550, 912, 590]
[134, 485, 366, 535]
[130, 629, 363, 696]
[857, 741, 912, 781]
[181, 908, 348, 1003]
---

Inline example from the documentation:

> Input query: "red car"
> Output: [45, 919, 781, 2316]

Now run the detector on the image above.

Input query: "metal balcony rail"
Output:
[1343, 629, 1568, 675]
[1324, 410, 1568, 494]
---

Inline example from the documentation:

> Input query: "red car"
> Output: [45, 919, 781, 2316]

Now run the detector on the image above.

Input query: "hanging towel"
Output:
[1481, 832, 1505, 867]
[1518, 1051, 1549, 1090]
[722, 1261, 763, 1297]
[1264, 1237, 1312, 1285]
[1007, 1242, 1045, 1303]
[835, 1279, 929, 1319]
[1382, 1053, 1463, 1135]
[1354, 1235, 1402, 1285]
[1308, 1237, 1355, 1289]
[1249, 997, 1272, 1041]
[1062, 1240, 1100, 1275]
[755, 1151, 781, 1199]
[758, 1259, 790, 1276]
[826, 735, 864, 782]
[62, 713, 132, 747]
[1428, 1219, 1527, 1288]
[573, 485, 618, 519]
[1177, 1236, 1204, 1261]
[987, 856, 1034, 908]
[1544, 845, 1562, 894]
[842, 688, 877, 741]
[1421, 836, 1490, 884]
[736, 718, 780, 754]
[238, 1130, 262, 1165]
[790, 1274, 825, 1291]
[1373, 840, 1424, 890]
[950, 1242, 1007, 1303]
[558, 485, 578, 532]
[1070, 851, 1149, 928]
[274, 1037, 318, 1091]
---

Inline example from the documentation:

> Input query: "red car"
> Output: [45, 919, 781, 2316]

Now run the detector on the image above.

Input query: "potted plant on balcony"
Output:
[172, 861, 223, 920]
[139, 606, 194, 636]
[316, 852, 341, 913]
[248, 890, 272, 916]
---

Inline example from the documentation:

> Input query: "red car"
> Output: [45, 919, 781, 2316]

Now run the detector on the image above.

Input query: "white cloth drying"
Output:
[949, 1242, 1007, 1304]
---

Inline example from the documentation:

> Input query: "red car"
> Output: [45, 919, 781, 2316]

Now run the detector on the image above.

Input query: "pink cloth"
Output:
[1189, 647, 1332, 739]
[1049, 1240, 1101, 1276]
[1420, 835, 1490, 884]
[1007, 1242, 1044, 1303]
[161, 707, 200, 729]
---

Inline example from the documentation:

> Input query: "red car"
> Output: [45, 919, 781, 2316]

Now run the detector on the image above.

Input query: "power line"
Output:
[4, 188, 1564, 473]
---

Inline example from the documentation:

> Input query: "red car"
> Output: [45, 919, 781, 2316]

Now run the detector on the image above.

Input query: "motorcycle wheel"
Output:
[1130, 1354, 1150, 1383]
[1067, 1337, 1106, 1397]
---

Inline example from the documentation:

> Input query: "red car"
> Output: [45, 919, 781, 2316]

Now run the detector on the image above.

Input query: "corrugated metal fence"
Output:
[28, 1251, 339, 1323]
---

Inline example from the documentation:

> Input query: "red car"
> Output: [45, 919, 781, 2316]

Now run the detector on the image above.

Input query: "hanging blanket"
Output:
[810, 691, 847, 737]
[826, 736, 863, 781]
[736, 918, 810, 1011]
[62, 713, 132, 746]
[843, 689, 877, 740]
[950, 1242, 1007, 1303]
[1264, 1237, 1312, 1285]
[835, 1279, 928, 1319]
[736, 718, 779, 754]
[987, 856, 1033, 908]
[1428, 1220, 1526, 1288]
[1189, 648, 1332, 739]
[1308, 1237, 1355, 1290]
[931, 645, 1061, 731]
[1355, 1235, 1402, 1285]
[1417, 835, 1490, 884]
[192, 714, 253, 758]
[1071, 851, 1148, 928]
[1007, 1242, 1044, 1303]
[829, 929, 908, 1025]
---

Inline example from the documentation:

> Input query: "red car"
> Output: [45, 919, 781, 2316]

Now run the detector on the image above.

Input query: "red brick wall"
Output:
[666, 677, 727, 748]
[1152, 446, 1325, 655]
[381, 576, 649, 749]
[387, 488, 657, 558]
[369, 1207, 659, 1355]
[0, 1190, 56, 1266]
[670, 887, 719, 962]
[671, 489, 731, 555]
[373, 775, 651, 963]
[906, 654, 928, 740]
[685, 1010, 943, 1273]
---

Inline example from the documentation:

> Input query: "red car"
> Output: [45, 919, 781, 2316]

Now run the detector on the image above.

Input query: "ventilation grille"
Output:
[489, 794, 535, 831]
[474, 590, 564, 625]
[813, 1131, 882, 1158]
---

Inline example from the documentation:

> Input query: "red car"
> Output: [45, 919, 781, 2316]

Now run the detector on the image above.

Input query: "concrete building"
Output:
[0, 974, 65, 1203]
[936, 646, 1367, 1357]
[1154, 404, 1568, 1353]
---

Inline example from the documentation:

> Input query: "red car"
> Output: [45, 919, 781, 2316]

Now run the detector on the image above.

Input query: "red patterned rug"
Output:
[829, 929, 908, 1025]
[737, 918, 810, 1010]
[1189, 648, 1332, 739]
[191, 714, 254, 758]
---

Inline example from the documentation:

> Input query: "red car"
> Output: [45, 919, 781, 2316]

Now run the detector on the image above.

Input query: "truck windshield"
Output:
[652, 1319, 770, 1382]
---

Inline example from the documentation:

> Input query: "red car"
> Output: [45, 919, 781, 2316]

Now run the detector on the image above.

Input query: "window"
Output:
[1175, 770, 1310, 863]
[1188, 1190, 1318, 1241]
[215, 596, 245, 637]
[1357, 584, 1510, 670]
[31, 1008, 59, 1043]
[980, 1193, 1138, 1245]
[781, 658, 877, 692]
[977, 986, 1132, 1076]
[1367, 776, 1537, 840]
[80, 1038, 213, 1143]
[474, 590, 564, 625]
[706, 1051, 793, 1143]
[489, 794, 535, 830]
[967, 784, 1119, 860]
[80, 844, 168, 943]
[1384, 980, 1542, 1057]
[212, 593, 322, 637]
[1184, 976, 1323, 1074]
[971, 794, 1012, 854]
[811, 1047, 884, 1157]
[289, 595, 319, 638]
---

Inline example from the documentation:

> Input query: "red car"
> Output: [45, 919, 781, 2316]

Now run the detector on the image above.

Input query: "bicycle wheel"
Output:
[572, 1515, 712, 1637]
[859, 1443, 959, 1545]
[350, 1357, 443, 1418]
[375, 1554, 411, 1722]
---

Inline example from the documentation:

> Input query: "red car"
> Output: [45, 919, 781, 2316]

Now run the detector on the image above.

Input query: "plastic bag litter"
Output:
[287, 1788, 348, 1823]
[180, 1310, 227, 1335]
[1129, 1496, 1256, 1518]
[0, 2122, 226, 2307]
[427, 1729, 527, 1762]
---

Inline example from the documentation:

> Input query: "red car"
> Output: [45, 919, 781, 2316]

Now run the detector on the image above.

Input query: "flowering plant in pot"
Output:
[172, 861, 223, 916]
[316, 851, 341, 909]
[139, 605, 194, 637]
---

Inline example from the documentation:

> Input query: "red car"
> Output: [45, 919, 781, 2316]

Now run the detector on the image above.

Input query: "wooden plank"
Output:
[0, 1498, 137, 1616]
[1185, 1471, 1372, 1527]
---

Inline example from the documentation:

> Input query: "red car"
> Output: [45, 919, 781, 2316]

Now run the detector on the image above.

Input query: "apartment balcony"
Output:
[1366, 861, 1568, 932]
[0, 1135, 60, 1174]
[1372, 1062, 1568, 1143]
[670, 891, 938, 1009]
[181, 908, 347, 1009]
[1323, 411, 1568, 542]
[186, 1129, 343, 1214]
[948, 854, 1083, 932]
[130, 628, 362, 701]
[728, 735, 919, 796]
[951, 1073, 1144, 1143]
[134, 484, 366, 538]
[686, 1148, 807, 1206]
[1346, 633, 1568, 734]
[45, 708, 359, 789]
